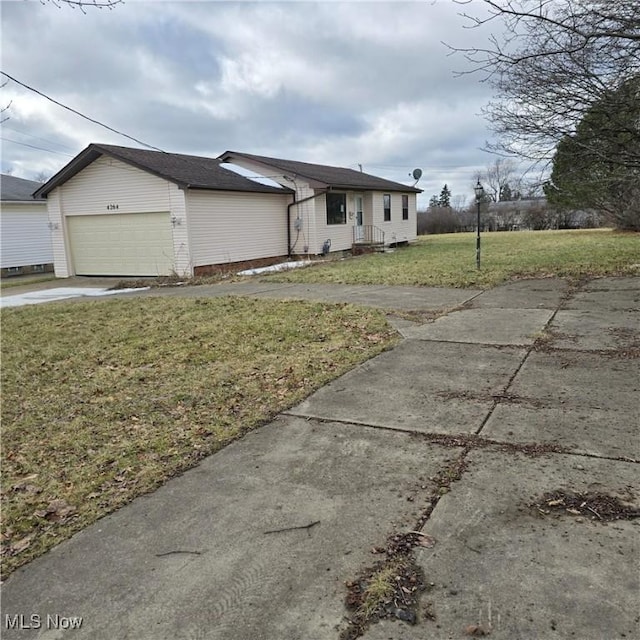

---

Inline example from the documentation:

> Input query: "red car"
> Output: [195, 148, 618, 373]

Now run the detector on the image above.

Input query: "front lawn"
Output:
[1, 296, 398, 576]
[269, 229, 640, 288]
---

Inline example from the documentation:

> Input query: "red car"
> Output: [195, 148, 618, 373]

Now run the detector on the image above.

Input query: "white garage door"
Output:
[67, 213, 174, 276]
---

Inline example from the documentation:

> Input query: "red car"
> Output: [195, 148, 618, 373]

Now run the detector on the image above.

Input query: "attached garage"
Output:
[67, 213, 174, 276]
[34, 144, 294, 278]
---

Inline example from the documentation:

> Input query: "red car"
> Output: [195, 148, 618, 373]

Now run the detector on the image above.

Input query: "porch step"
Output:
[352, 241, 385, 255]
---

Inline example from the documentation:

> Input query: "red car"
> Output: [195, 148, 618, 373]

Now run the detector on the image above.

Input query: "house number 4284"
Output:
[107, 204, 119, 210]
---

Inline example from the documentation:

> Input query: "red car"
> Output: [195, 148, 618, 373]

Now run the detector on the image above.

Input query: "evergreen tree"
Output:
[438, 184, 451, 208]
[499, 183, 513, 202]
[545, 75, 640, 230]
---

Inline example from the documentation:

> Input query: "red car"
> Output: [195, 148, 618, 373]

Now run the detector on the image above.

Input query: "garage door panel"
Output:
[67, 213, 174, 276]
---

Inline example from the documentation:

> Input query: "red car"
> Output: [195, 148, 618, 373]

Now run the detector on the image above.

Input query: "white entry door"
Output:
[354, 194, 364, 241]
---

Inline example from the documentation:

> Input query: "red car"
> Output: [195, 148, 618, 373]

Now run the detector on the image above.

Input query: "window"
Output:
[326, 192, 347, 225]
[402, 195, 409, 220]
[383, 194, 391, 222]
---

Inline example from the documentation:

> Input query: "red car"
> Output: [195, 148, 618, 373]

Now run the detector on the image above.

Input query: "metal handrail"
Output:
[353, 225, 385, 245]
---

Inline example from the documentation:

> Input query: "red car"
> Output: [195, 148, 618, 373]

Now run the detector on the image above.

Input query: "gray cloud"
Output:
[1, 0, 500, 205]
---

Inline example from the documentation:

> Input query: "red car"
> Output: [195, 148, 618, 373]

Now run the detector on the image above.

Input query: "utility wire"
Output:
[2, 126, 76, 152]
[1, 71, 164, 152]
[1, 137, 74, 157]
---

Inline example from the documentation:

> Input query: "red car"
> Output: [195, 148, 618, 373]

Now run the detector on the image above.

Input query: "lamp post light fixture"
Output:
[474, 179, 485, 270]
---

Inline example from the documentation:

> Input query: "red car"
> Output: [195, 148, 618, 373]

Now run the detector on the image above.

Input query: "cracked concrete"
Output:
[362, 450, 639, 640]
[2, 275, 639, 640]
[287, 341, 526, 434]
[399, 308, 554, 345]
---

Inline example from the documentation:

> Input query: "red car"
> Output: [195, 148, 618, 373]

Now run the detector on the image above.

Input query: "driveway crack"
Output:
[474, 278, 591, 436]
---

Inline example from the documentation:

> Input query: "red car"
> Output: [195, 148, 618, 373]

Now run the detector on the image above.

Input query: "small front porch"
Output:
[352, 224, 385, 254]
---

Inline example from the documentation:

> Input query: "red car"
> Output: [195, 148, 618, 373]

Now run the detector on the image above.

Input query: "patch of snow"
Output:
[238, 261, 312, 276]
[0, 287, 149, 309]
[219, 163, 285, 189]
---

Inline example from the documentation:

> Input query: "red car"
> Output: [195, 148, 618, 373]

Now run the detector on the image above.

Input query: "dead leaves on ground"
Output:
[1, 496, 77, 560]
[33, 499, 77, 524]
[532, 490, 640, 522]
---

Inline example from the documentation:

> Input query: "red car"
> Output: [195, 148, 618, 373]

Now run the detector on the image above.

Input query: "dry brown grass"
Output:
[1, 295, 398, 576]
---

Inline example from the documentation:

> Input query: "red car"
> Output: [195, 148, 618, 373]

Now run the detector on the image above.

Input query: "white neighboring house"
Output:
[1, 174, 53, 277]
[34, 143, 421, 278]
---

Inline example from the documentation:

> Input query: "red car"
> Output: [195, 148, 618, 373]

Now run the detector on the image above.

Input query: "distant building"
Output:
[487, 198, 547, 231]
[487, 198, 601, 230]
[1, 174, 53, 277]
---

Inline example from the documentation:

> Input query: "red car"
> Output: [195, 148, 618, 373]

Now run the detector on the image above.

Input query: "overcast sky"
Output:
[1, 0, 500, 206]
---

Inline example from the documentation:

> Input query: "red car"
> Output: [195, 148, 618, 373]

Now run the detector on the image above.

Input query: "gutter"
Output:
[286, 188, 329, 257]
[1, 200, 47, 204]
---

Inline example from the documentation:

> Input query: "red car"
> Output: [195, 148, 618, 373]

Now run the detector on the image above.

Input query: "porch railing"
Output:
[353, 225, 385, 246]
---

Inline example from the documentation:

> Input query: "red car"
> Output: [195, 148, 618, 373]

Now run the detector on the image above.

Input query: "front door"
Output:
[354, 194, 364, 241]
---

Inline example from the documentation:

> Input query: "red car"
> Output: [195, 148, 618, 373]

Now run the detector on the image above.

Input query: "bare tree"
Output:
[451, 194, 469, 213]
[450, 1, 640, 166]
[40, 0, 122, 12]
[418, 206, 463, 235]
[481, 158, 517, 202]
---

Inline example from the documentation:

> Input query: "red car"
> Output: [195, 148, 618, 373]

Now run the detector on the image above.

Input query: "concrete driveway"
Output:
[2, 276, 639, 640]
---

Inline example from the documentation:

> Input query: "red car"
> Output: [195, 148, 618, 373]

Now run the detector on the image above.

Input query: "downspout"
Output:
[286, 188, 329, 257]
[287, 193, 295, 258]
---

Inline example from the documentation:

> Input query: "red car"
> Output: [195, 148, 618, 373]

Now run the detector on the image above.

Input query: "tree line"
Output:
[419, 157, 603, 235]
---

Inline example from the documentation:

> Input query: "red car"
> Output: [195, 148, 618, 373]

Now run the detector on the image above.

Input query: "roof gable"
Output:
[1, 174, 45, 201]
[219, 151, 422, 193]
[34, 144, 293, 198]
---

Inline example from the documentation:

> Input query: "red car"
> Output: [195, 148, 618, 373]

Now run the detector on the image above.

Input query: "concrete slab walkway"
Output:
[130, 281, 483, 312]
[2, 276, 639, 640]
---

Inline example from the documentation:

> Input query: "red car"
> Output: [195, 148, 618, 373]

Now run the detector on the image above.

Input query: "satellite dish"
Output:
[412, 168, 423, 180]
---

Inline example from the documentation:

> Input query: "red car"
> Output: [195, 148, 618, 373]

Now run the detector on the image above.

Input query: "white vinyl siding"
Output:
[186, 190, 291, 266]
[60, 157, 171, 215]
[288, 183, 317, 256]
[167, 183, 191, 276]
[214, 154, 419, 255]
[67, 213, 174, 276]
[0, 203, 52, 268]
[371, 192, 417, 244]
[47, 190, 70, 277]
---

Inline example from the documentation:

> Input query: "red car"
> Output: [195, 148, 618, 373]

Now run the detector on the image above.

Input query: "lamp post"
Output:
[474, 179, 484, 270]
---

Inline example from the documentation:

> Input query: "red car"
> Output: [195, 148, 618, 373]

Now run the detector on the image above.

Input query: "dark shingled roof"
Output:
[34, 144, 293, 198]
[1, 174, 45, 201]
[219, 151, 422, 193]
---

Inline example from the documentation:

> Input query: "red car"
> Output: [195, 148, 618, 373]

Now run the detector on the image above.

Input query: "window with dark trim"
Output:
[326, 192, 347, 225]
[383, 194, 391, 222]
[402, 195, 409, 220]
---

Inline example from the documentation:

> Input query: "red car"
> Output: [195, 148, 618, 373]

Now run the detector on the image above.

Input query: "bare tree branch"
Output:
[448, 0, 640, 164]
[40, 0, 122, 13]
[481, 158, 518, 202]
